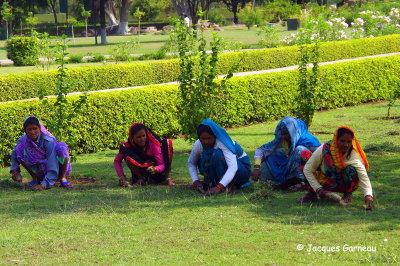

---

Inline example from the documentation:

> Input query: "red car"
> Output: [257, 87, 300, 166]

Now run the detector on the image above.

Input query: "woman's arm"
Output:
[114, 152, 125, 177]
[187, 140, 202, 182]
[303, 145, 324, 192]
[218, 141, 238, 187]
[149, 142, 165, 173]
[348, 151, 373, 197]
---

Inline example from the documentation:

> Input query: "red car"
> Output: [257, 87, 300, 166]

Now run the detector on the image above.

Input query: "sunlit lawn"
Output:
[0, 102, 399, 264]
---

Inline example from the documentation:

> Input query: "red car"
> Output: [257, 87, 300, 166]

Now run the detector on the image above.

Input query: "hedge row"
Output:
[1, 55, 399, 166]
[1, 34, 399, 102]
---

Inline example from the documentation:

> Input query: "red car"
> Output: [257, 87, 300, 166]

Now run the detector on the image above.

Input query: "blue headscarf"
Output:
[199, 119, 244, 156]
[259, 117, 320, 154]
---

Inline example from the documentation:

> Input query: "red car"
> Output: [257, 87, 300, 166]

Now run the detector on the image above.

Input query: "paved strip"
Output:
[1, 52, 399, 104]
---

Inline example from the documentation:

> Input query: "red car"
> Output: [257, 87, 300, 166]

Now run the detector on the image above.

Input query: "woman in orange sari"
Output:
[297, 127, 374, 210]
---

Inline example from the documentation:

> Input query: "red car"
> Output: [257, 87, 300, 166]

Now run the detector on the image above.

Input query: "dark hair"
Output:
[129, 123, 147, 138]
[23, 116, 40, 129]
[197, 124, 214, 138]
[337, 127, 354, 139]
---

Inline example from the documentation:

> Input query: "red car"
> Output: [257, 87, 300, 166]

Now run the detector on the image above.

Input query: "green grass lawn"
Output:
[0, 102, 399, 264]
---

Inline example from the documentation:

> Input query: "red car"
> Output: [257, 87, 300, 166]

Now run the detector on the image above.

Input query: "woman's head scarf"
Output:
[259, 117, 320, 154]
[330, 126, 369, 170]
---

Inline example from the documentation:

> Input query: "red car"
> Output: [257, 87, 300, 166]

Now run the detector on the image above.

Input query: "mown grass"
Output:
[0, 101, 399, 264]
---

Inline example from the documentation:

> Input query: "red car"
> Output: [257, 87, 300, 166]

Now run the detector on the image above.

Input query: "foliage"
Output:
[5, 36, 40, 66]
[172, 18, 236, 140]
[262, 0, 301, 23]
[68, 54, 83, 63]
[39, 35, 88, 160]
[387, 77, 400, 118]
[130, 0, 161, 22]
[109, 41, 139, 62]
[294, 41, 320, 127]
[86, 53, 106, 63]
[35, 32, 58, 71]
[208, 12, 228, 26]
[1, 35, 400, 102]
[257, 24, 281, 48]
[25, 11, 38, 32]
[1, 55, 399, 164]
[1, 1, 13, 39]
[238, 6, 264, 29]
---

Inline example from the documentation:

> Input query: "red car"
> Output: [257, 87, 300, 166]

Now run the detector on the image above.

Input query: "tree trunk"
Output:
[105, 0, 118, 26]
[50, 0, 58, 24]
[116, 0, 132, 35]
[100, 0, 108, 44]
[232, 3, 239, 24]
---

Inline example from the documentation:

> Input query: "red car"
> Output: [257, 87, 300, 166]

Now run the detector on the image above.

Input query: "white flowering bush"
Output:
[281, 8, 400, 46]
[351, 9, 400, 38]
[281, 16, 349, 45]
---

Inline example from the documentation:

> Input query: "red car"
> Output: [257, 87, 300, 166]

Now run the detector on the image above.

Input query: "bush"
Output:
[88, 54, 106, 63]
[0, 34, 400, 102]
[6, 37, 40, 66]
[208, 13, 228, 26]
[68, 54, 83, 63]
[1, 55, 399, 165]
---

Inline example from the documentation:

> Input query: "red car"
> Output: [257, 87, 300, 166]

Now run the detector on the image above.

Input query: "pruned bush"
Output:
[6, 36, 40, 66]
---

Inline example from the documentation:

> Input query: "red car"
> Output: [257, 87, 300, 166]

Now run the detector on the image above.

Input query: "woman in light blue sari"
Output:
[252, 117, 320, 190]
[188, 119, 251, 195]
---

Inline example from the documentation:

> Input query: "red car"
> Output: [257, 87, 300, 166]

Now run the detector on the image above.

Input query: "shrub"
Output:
[0, 55, 399, 165]
[6, 36, 40, 66]
[0, 35, 399, 102]
[68, 54, 83, 63]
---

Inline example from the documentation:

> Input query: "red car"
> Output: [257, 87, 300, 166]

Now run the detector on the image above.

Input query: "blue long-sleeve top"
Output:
[10, 133, 59, 188]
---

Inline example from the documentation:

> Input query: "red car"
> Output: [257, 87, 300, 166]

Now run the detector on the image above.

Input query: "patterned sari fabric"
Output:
[120, 123, 173, 181]
[14, 117, 71, 180]
[314, 126, 369, 193]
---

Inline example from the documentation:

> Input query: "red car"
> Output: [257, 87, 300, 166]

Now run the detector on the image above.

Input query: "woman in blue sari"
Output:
[188, 119, 251, 195]
[252, 117, 320, 190]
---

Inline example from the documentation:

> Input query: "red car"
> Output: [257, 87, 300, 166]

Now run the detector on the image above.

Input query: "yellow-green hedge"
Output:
[1, 35, 399, 102]
[0, 55, 399, 165]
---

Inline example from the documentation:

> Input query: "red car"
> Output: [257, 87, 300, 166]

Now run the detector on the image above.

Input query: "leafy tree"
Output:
[130, 0, 161, 22]
[172, 0, 215, 26]
[69, 17, 78, 43]
[25, 11, 38, 34]
[1, 1, 13, 39]
[133, 7, 145, 43]
[221, 0, 250, 24]
[81, 9, 91, 37]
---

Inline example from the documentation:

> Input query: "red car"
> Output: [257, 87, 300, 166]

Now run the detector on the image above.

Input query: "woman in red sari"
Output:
[114, 123, 175, 187]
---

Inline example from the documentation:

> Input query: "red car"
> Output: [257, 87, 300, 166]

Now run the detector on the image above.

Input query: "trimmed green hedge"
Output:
[1, 55, 399, 166]
[1, 34, 399, 102]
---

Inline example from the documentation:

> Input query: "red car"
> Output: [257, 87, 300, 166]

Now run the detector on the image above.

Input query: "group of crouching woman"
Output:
[10, 116, 374, 210]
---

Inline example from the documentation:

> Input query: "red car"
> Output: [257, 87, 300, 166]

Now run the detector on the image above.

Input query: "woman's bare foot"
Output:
[342, 192, 353, 203]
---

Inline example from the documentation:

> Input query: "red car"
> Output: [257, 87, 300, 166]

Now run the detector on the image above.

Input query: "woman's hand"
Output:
[11, 170, 22, 182]
[365, 195, 374, 211]
[33, 184, 46, 191]
[206, 183, 225, 196]
[146, 166, 157, 175]
[190, 180, 205, 193]
[251, 165, 261, 181]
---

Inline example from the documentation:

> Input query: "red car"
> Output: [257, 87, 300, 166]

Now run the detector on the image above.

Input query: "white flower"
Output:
[326, 21, 333, 27]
